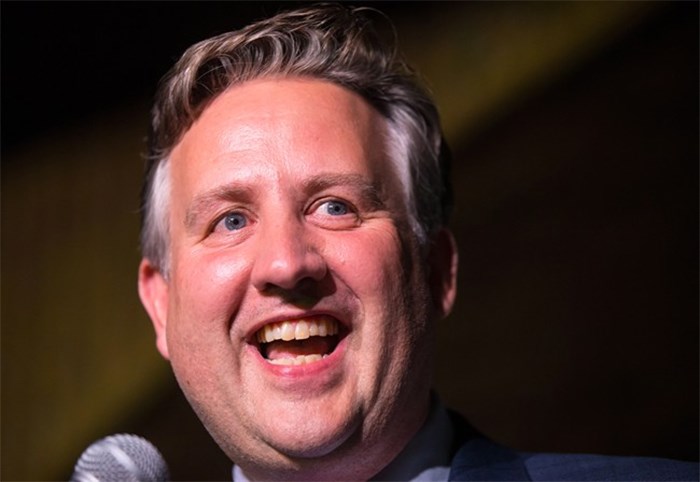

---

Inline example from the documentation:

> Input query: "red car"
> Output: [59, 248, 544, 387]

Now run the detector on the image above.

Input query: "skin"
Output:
[138, 78, 458, 480]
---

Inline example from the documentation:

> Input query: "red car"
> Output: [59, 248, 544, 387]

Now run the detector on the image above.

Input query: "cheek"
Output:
[166, 248, 253, 392]
[331, 228, 402, 285]
[169, 246, 252, 334]
[327, 225, 418, 316]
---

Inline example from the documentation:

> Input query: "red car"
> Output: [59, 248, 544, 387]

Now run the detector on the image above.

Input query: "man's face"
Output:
[139, 79, 456, 479]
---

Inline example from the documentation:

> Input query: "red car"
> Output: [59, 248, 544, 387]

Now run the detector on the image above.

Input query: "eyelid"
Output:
[309, 197, 356, 215]
[306, 197, 362, 231]
[210, 207, 253, 234]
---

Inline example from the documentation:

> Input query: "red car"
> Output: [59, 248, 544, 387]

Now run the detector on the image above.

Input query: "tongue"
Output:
[265, 336, 336, 361]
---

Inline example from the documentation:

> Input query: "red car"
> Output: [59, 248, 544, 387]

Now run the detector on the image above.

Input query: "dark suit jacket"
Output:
[447, 412, 699, 481]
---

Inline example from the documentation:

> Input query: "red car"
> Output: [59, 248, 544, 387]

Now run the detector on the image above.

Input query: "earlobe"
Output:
[428, 228, 459, 319]
[138, 258, 171, 359]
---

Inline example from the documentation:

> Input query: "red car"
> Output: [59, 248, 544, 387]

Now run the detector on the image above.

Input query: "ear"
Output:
[427, 228, 459, 319]
[138, 258, 171, 360]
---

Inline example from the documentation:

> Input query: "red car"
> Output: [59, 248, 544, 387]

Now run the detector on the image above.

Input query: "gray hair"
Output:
[141, 3, 452, 275]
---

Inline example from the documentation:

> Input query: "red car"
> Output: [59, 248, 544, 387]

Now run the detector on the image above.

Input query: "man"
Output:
[137, 4, 697, 481]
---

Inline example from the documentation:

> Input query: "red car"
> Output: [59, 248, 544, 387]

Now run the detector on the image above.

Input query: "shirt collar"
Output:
[370, 393, 453, 481]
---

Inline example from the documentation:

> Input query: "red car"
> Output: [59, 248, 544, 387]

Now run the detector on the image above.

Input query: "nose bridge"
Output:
[251, 211, 326, 292]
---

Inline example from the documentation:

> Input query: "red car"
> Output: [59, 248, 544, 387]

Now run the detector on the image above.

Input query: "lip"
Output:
[244, 311, 350, 382]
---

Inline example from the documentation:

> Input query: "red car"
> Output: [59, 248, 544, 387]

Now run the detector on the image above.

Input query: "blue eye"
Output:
[223, 212, 247, 231]
[308, 199, 358, 229]
[324, 200, 349, 216]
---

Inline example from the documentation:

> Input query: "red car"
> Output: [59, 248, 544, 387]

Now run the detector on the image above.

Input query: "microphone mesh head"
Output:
[72, 434, 169, 482]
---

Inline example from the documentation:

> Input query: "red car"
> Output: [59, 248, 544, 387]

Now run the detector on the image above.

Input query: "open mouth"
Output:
[255, 315, 341, 366]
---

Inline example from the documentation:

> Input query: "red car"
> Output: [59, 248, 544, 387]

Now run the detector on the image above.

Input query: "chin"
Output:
[262, 414, 360, 459]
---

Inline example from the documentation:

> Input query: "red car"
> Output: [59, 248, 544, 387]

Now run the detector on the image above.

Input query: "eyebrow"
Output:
[184, 185, 254, 231]
[301, 173, 385, 208]
[184, 172, 385, 231]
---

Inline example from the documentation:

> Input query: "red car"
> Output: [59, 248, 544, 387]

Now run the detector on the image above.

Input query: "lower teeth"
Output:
[268, 354, 327, 366]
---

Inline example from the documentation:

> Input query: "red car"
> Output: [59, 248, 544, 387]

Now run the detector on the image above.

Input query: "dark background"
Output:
[2, 2, 697, 480]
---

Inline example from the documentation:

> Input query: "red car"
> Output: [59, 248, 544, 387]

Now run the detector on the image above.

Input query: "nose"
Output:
[251, 217, 328, 293]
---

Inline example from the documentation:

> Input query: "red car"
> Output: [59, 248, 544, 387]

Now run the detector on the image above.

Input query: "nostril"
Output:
[251, 229, 327, 292]
[257, 283, 323, 308]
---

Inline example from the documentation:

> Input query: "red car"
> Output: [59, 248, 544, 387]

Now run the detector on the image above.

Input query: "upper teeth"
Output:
[256, 317, 338, 343]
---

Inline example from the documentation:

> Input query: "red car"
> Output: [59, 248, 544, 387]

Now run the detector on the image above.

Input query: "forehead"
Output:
[169, 78, 393, 185]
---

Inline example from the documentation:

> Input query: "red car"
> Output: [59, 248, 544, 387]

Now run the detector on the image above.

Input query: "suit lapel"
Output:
[447, 411, 532, 481]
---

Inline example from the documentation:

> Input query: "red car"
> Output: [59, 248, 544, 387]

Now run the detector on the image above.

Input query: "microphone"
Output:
[71, 434, 169, 482]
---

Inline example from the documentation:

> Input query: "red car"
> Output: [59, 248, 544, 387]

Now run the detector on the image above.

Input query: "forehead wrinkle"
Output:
[184, 184, 255, 230]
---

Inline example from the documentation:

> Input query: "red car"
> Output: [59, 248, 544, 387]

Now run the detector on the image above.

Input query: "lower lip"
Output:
[248, 335, 348, 381]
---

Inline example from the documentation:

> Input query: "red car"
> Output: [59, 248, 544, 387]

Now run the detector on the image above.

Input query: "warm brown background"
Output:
[2, 2, 697, 480]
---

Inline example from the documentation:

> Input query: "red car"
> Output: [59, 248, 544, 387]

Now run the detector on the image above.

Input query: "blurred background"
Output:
[2, 1, 697, 480]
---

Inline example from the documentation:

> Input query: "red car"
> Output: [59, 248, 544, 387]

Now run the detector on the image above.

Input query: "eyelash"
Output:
[211, 209, 251, 234]
[208, 197, 359, 236]
[309, 198, 361, 229]
[315, 199, 353, 216]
